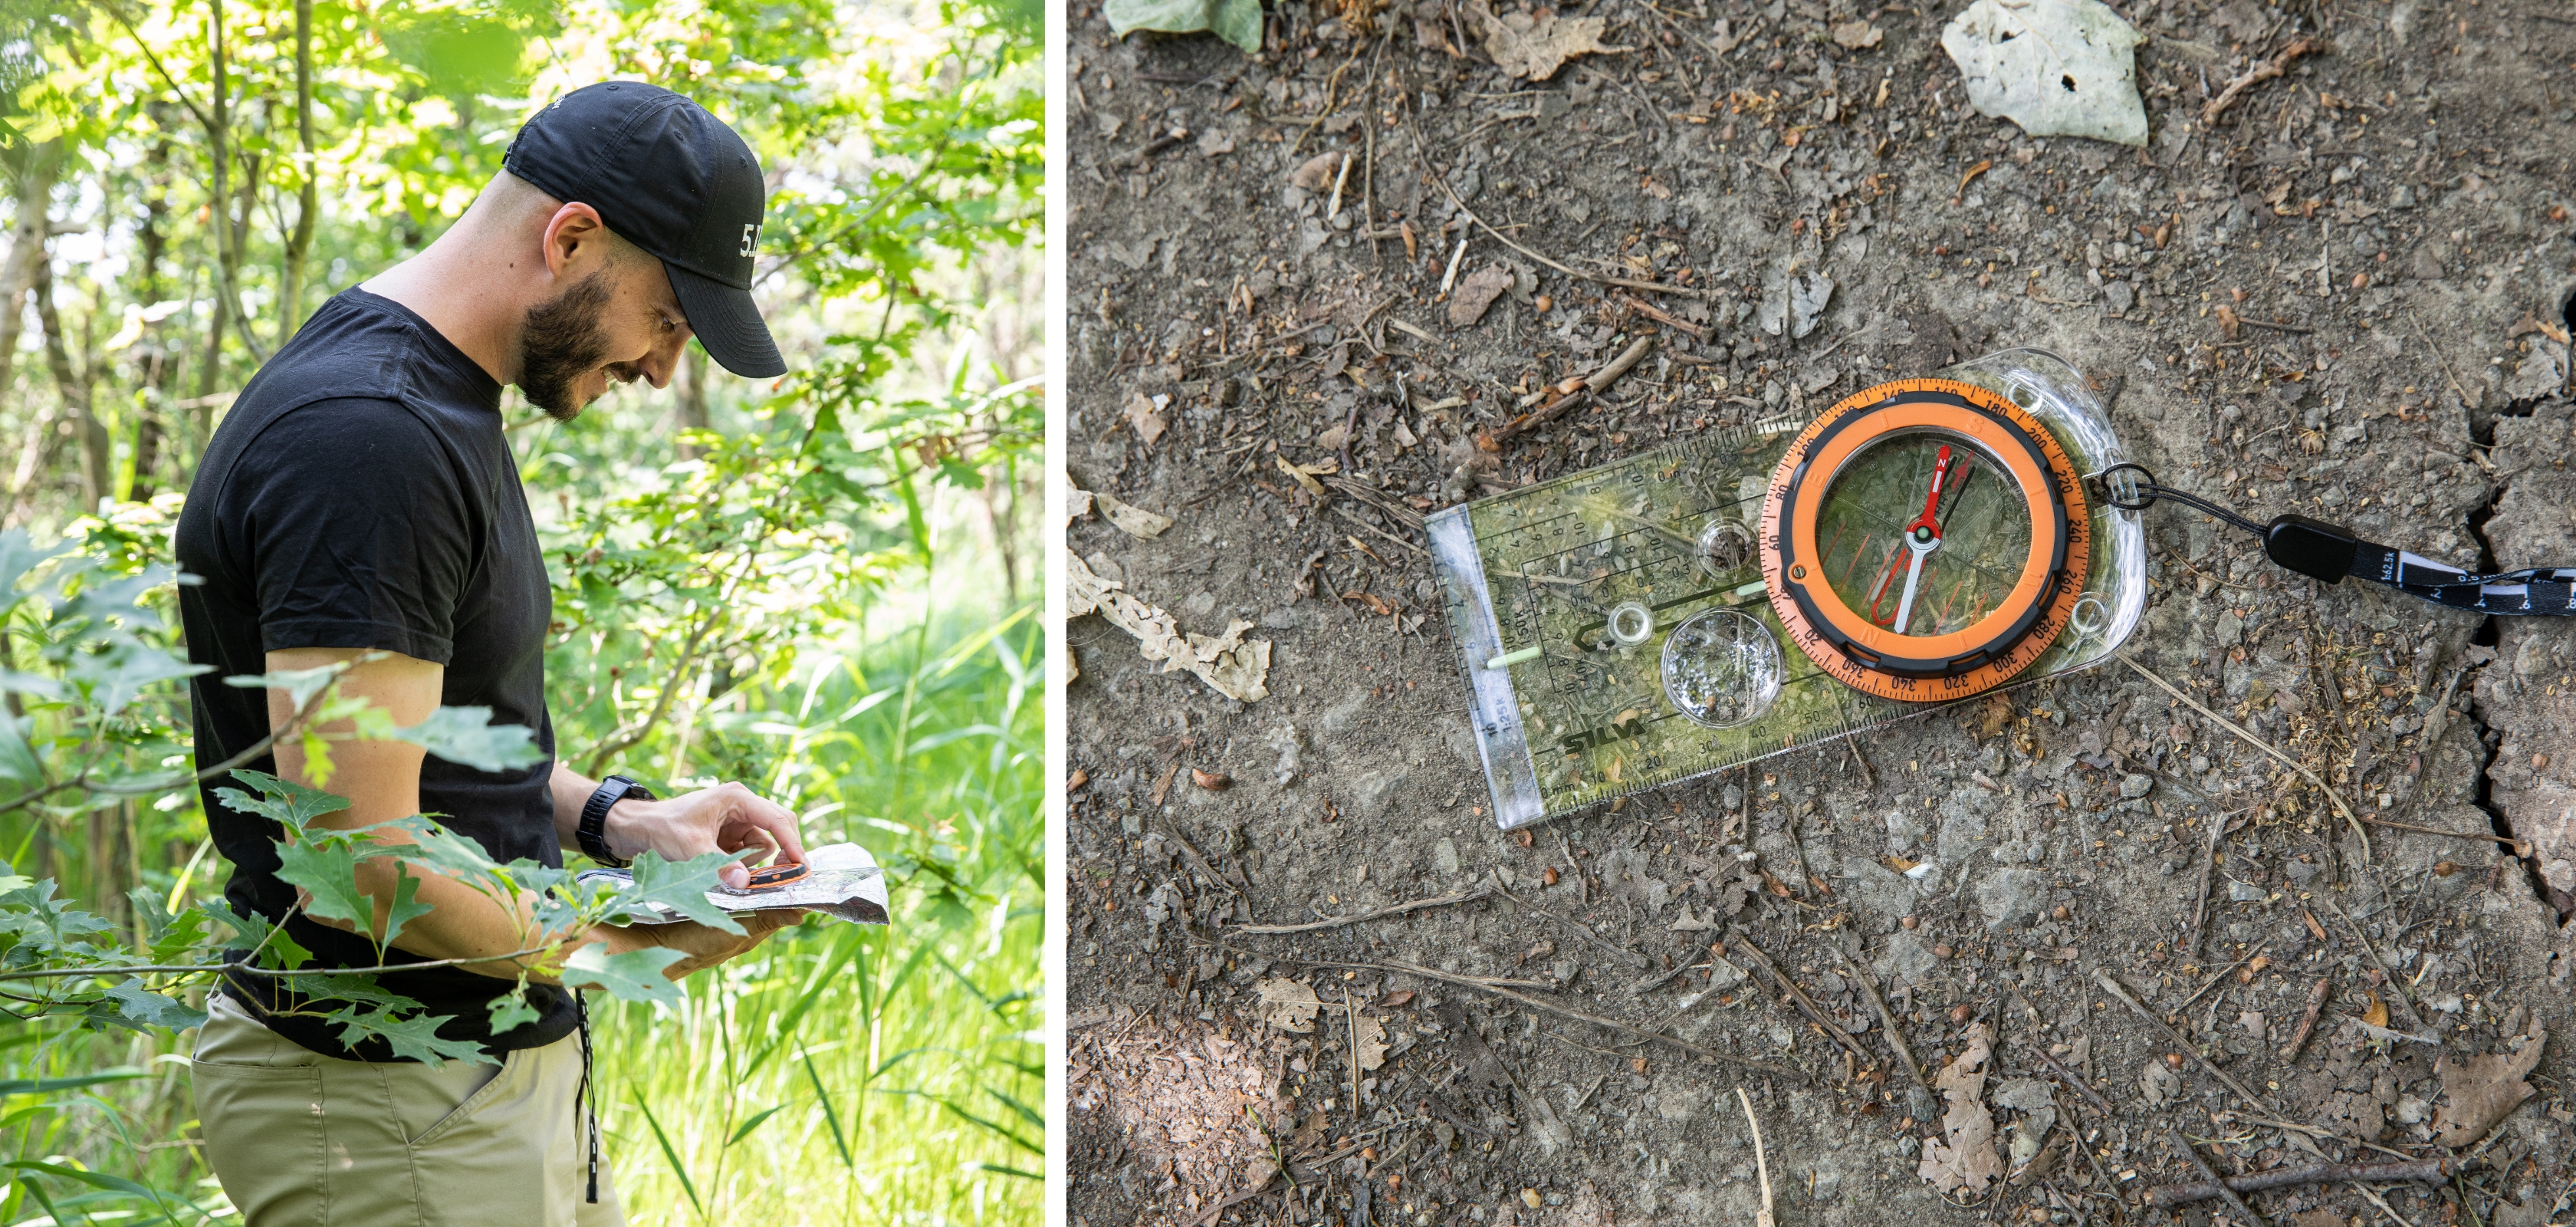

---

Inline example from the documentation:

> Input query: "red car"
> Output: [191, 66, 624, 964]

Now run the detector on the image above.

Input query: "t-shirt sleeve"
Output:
[227, 398, 477, 665]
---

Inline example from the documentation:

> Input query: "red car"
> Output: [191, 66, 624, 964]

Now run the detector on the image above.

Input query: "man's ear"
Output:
[540, 202, 613, 279]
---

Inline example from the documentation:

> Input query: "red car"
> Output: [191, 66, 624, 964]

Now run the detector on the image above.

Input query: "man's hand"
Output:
[599, 780, 809, 890]
[590, 909, 805, 981]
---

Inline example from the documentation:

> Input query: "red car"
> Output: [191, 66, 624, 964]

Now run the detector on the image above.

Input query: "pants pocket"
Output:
[189, 1061, 327, 1227]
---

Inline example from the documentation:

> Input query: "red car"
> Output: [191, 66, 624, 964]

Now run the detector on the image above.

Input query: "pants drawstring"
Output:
[577, 993, 600, 1204]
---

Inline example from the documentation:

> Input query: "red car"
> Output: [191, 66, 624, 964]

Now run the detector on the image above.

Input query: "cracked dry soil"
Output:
[1060, 0, 2576, 1223]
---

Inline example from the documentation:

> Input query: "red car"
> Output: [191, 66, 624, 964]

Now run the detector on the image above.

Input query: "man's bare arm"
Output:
[261, 647, 785, 982]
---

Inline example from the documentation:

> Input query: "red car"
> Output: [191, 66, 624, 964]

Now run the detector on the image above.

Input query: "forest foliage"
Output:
[0, 0, 1042, 1220]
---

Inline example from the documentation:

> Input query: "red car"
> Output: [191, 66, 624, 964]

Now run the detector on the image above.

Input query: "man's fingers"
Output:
[724, 785, 808, 865]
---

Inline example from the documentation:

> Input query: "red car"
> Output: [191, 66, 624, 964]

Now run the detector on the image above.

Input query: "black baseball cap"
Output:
[504, 81, 785, 379]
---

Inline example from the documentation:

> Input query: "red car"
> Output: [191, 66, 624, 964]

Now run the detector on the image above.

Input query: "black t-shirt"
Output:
[176, 288, 576, 1061]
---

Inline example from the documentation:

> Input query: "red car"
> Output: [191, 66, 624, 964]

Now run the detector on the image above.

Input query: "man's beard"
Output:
[518, 271, 641, 421]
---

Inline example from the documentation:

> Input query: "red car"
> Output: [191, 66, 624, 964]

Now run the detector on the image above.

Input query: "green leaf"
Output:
[146, 904, 211, 965]
[215, 769, 352, 828]
[0, 1067, 151, 1096]
[0, 529, 73, 608]
[324, 1007, 494, 1067]
[485, 988, 540, 1036]
[2, 1159, 197, 1215]
[1102, 0, 1263, 51]
[561, 943, 688, 1008]
[635, 1093, 705, 1216]
[613, 851, 748, 935]
[0, 880, 115, 950]
[389, 707, 547, 773]
[378, 865, 433, 951]
[219, 663, 344, 715]
[271, 973, 423, 1016]
[271, 838, 372, 932]
[725, 1102, 792, 1146]
[804, 1052, 854, 1173]
[376, 815, 504, 881]
[125, 886, 170, 945]
[105, 979, 207, 1031]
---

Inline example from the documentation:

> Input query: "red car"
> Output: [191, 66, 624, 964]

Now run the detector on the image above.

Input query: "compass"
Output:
[1757, 378, 2093, 701]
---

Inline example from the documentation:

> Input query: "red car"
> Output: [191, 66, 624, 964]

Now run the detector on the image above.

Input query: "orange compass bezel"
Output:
[1756, 378, 2092, 702]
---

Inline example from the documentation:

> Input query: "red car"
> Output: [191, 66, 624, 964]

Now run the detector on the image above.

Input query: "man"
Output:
[174, 83, 797, 1225]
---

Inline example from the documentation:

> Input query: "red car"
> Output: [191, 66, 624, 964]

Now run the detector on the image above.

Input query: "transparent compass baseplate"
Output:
[1428, 349, 2149, 831]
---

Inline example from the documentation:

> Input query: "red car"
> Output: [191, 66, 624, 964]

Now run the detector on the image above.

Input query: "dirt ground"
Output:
[1060, 0, 2576, 1223]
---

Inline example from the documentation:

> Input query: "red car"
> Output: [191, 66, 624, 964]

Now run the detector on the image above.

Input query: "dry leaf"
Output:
[1831, 18, 1882, 48]
[2214, 304, 2242, 339]
[1068, 554, 1273, 702]
[1191, 768, 1232, 791]
[1970, 693, 2013, 739]
[1940, 0, 2147, 146]
[1354, 1014, 1389, 1070]
[1290, 152, 1341, 191]
[1449, 265, 1516, 327]
[1093, 489, 1175, 538]
[2361, 990, 2389, 1029]
[1274, 455, 1327, 497]
[2238, 956, 2271, 982]
[1466, 0, 1618, 81]
[1070, 488, 1096, 520]
[2430, 1027, 2546, 1147]
[1254, 978, 1322, 1032]
[1919, 1021, 2003, 1195]
[1125, 391, 1169, 446]
[1382, 989, 1415, 1008]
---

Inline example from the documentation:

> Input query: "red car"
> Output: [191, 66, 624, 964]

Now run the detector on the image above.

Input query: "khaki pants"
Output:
[192, 992, 625, 1227]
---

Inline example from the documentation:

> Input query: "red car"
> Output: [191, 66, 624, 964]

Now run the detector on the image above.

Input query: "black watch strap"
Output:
[579, 776, 653, 868]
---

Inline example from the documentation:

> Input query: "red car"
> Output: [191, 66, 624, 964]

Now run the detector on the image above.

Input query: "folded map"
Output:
[579, 842, 889, 926]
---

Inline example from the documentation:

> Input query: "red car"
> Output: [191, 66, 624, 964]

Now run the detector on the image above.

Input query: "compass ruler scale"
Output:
[1430, 349, 2150, 830]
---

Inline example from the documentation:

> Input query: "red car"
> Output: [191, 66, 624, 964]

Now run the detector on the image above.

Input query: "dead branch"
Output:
[1230, 883, 1490, 935]
[2146, 1157, 2468, 1208]
[2166, 1127, 2271, 1227]
[2201, 37, 2327, 124]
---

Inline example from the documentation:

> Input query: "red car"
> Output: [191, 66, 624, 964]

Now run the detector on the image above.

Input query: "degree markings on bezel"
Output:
[1756, 379, 2091, 702]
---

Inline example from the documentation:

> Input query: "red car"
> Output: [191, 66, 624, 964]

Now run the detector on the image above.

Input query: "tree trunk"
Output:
[33, 248, 110, 512]
[0, 143, 58, 405]
[130, 135, 174, 500]
[280, 0, 316, 340]
[196, 0, 230, 410]
[674, 344, 709, 458]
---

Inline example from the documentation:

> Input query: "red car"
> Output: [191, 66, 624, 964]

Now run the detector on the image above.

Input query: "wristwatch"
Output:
[578, 775, 654, 869]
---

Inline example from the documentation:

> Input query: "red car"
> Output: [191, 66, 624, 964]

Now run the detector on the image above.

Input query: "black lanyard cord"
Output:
[2098, 462, 2576, 617]
[576, 992, 600, 1205]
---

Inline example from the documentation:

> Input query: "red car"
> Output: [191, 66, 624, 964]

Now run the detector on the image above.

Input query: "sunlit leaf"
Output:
[389, 706, 547, 773]
[561, 943, 688, 1008]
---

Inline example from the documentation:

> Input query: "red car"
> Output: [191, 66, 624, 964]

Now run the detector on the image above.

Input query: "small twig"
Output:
[2315, 891, 2435, 1038]
[2146, 1157, 2466, 1208]
[1727, 928, 1874, 1070]
[1329, 503, 1428, 558]
[2121, 653, 2368, 860]
[1615, 294, 1708, 340]
[2355, 814, 2531, 859]
[1346, 992, 1363, 1111]
[2237, 318, 2314, 334]
[1490, 875, 1651, 969]
[1832, 942, 1927, 1090]
[2200, 37, 2327, 123]
[2184, 810, 2233, 959]
[1432, 178, 1696, 297]
[2166, 1127, 2271, 1227]
[2348, 1180, 2424, 1227]
[1113, 128, 1189, 169]
[2019, 1035, 2114, 1117]
[1293, 955, 1809, 1082]
[1739, 1087, 1778, 1227]
[1232, 884, 1490, 935]
[2173, 942, 2270, 1017]
[2092, 969, 2328, 1138]
[2279, 972, 2332, 1061]
[2407, 308, 2477, 414]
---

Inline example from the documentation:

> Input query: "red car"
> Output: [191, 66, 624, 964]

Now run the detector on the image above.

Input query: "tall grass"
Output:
[0, 591, 1042, 1227]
